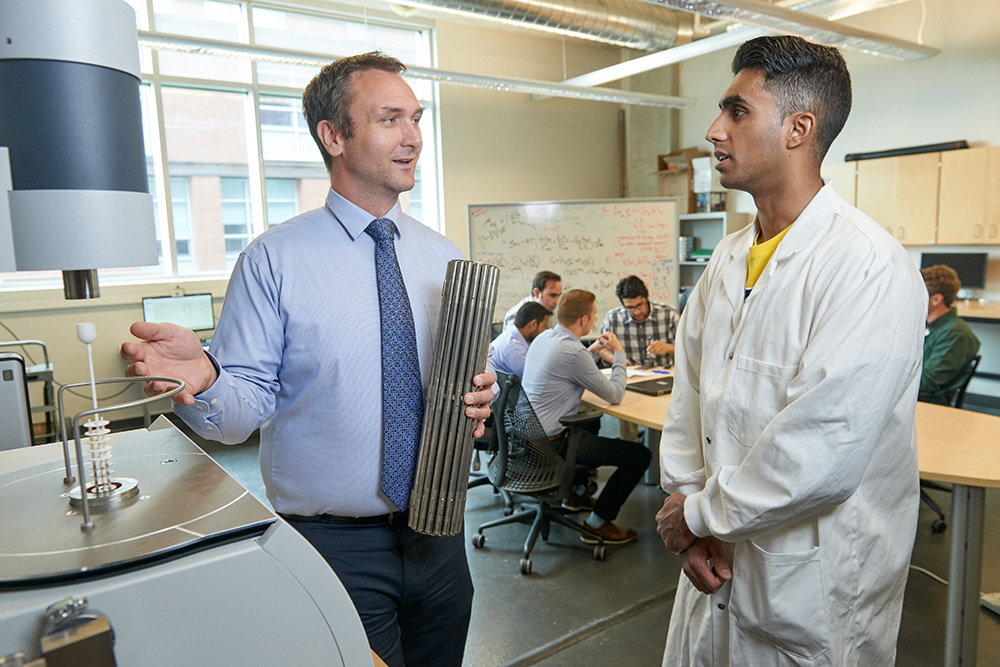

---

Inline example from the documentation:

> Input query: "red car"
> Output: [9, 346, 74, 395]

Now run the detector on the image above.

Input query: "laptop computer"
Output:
[626, 376, 674, 396]
[142, 293, 216, 347]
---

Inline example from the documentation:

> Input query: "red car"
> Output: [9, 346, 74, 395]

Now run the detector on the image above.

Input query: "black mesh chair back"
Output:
[487, 372, 567, 494]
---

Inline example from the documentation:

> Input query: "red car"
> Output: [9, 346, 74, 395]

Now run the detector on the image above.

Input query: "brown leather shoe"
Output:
[580, 521, 638, 545]
[561, 491, 597, 511]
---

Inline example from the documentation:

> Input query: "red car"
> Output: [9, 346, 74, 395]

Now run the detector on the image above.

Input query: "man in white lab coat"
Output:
[655, 36, 927, 666]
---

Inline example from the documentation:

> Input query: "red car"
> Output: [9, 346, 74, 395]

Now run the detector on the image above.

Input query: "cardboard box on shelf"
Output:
[656, 148, 710, 214]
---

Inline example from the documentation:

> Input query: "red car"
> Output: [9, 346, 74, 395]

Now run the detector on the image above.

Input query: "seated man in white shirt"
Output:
[488, 301, 550, 378]
[522, 289, 651, 544]
[502, 270, 562, 331]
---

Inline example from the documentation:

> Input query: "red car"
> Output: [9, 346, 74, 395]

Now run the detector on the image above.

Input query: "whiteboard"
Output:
[468, 197, 679, 332]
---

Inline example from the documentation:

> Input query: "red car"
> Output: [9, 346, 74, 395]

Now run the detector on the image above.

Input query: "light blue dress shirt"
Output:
[487, 326, 529, 378]
[175, 189, 463, 516]
[521, 325, 627, 436]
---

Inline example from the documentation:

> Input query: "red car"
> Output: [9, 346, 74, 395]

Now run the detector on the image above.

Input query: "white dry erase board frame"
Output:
[468, 197, 679, 335]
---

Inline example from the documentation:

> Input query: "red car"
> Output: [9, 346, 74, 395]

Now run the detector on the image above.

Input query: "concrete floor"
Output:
[173, 414, 1000, 666]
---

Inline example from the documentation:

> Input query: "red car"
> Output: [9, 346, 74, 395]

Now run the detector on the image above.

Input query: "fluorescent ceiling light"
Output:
[136, 32, 696, 108]
[560, 0, 936, 89]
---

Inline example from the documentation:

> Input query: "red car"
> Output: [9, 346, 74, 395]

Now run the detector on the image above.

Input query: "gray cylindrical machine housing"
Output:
[0, 0, 157, 274]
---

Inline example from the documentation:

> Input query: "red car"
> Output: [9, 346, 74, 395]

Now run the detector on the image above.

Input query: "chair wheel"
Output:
[931, 519, 947, 534]
[519, 558, 532, 575]
[586, 480, 598, 495]
[503, 506, 514, 516]
[472, 533, 486, 548]
[593, 545, 606, 561]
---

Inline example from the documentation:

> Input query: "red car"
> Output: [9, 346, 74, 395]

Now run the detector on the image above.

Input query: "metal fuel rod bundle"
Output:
[409, 259, 500, 536]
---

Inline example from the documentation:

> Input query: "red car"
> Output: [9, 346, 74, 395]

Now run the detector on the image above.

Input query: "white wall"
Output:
[678, 0, 1000, 157]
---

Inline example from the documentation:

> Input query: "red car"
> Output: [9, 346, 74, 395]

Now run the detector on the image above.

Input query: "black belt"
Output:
[280, 511, 407, 526]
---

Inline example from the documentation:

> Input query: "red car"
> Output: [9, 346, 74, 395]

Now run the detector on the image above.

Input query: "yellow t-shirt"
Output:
[746, 224, 793, 289]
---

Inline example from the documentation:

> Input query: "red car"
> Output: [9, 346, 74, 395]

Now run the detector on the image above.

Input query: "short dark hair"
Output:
[532, 270, 561, 293]
[922, 265, 961, 307]
[514, 301, 550, 329]
[732, 36, 851, 163]
[302, 52, 406, 170]
[616, 275, 649, 302]
[556, 289, 595, 326]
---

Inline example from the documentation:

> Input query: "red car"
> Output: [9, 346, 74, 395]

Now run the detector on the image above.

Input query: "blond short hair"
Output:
[556, 289, 596, 326]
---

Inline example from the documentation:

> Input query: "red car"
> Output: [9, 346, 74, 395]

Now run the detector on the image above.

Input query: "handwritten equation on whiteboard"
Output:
[468, 198, 678, 331]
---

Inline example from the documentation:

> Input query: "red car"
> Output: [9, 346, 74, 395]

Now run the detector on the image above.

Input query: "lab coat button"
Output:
[705, 436, 711, 444]
[728, 352, 734, 360]
[717, 603, 725, 610]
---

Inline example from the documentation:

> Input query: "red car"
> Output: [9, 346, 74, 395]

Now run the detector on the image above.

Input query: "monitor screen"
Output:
[142, 293, 216, 332]
[920, 252, 989, 289]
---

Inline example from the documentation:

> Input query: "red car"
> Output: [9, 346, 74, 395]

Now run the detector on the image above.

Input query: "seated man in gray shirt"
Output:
[522, 289, 651, 544]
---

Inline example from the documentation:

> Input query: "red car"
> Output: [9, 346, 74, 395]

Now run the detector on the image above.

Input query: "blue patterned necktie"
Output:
[365, 217, 424, 511]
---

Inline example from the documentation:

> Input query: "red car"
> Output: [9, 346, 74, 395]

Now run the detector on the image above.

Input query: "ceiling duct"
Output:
[390, 0, 682, 51]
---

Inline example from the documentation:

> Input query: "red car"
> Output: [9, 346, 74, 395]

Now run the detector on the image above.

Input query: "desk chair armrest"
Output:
[558, 410, 602, 429]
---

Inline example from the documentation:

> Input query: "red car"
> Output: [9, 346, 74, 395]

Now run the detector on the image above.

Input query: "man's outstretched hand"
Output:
[121, 321, 218, 405]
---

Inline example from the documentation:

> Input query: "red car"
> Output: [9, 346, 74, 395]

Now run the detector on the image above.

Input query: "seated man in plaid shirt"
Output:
[601, 276, 680, 442]
[601, 276, 680, 368]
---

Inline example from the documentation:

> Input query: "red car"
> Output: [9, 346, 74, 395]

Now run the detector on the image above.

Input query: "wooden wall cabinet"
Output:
[938, 146, 993, 244]
[855, 152, 939, 246]
[822, 161, 857, 205]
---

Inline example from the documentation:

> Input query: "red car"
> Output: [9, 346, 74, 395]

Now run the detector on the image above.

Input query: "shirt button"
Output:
[210, 398, 218, 406]
[205, 425, 213, 430]
[196, 404, 204, 411]
[718, 603, 725, 610]
[728, 352, 734, 360]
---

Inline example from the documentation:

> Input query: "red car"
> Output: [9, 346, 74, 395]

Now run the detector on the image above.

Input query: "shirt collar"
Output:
[928, 307, 958, 329]
[325, 188, 403, 242]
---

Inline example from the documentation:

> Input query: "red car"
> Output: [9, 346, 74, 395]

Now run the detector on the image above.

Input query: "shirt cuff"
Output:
[684, 491, 710, 538]
[172, 352, 226, 435]
[612, 350, 626, 366]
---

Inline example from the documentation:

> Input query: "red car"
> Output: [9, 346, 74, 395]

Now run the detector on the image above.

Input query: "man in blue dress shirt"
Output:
[122, 53, 494, 667]
[488, 301, 550, 378]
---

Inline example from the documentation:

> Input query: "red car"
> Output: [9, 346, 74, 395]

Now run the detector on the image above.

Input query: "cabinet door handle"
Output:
[975, 224, 983, 239]
[991, 224, 998, 239]
[897, 226, 904, 239]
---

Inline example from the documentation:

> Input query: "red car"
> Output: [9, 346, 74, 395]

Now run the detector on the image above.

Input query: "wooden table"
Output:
[582, 381, 1000, 667]
[956, 300, 1000, 322]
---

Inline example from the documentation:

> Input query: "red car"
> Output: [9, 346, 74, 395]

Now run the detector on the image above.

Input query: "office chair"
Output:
[468, 415, 515, 515]
[470, 372, 607, 575]
[920, 354, 982, 533]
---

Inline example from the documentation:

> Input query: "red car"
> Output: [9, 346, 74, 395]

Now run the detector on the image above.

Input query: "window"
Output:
[266, 179, 298, 225]
[1, 1, 436, 290]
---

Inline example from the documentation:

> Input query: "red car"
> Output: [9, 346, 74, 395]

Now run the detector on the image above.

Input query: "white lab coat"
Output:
[660, 183, 926, 667]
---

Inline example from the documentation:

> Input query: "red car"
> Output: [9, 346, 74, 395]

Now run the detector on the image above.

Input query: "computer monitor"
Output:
[142, 293, 216, 332]
[920, 252, 989, 290]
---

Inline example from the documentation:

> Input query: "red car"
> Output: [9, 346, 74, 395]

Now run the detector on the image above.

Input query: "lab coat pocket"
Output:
[727, 356, 797, 447]
[730, 540, 831, 662]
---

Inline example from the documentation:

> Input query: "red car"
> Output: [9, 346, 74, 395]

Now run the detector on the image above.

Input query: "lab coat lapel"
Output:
[721, 227, 754, 330]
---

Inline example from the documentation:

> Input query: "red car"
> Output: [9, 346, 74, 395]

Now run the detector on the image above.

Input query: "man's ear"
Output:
[316, 119, 346, 159]
[785, 111, 817, 151]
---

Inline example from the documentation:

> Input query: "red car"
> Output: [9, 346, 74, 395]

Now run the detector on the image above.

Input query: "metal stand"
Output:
[944, 483, 985, 667]
[56, 377, 185, 532]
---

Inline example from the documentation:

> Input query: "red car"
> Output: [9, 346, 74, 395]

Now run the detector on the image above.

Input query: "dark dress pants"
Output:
[573, 430, 652, 521]
[285, 516, 473, 667]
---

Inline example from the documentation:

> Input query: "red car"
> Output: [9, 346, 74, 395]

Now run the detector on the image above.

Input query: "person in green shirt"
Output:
[920, 264, 981, 405]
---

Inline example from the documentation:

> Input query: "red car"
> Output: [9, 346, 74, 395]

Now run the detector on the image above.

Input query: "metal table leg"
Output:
[944, 483, 985, 667]
[644, 428, 661, 485]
